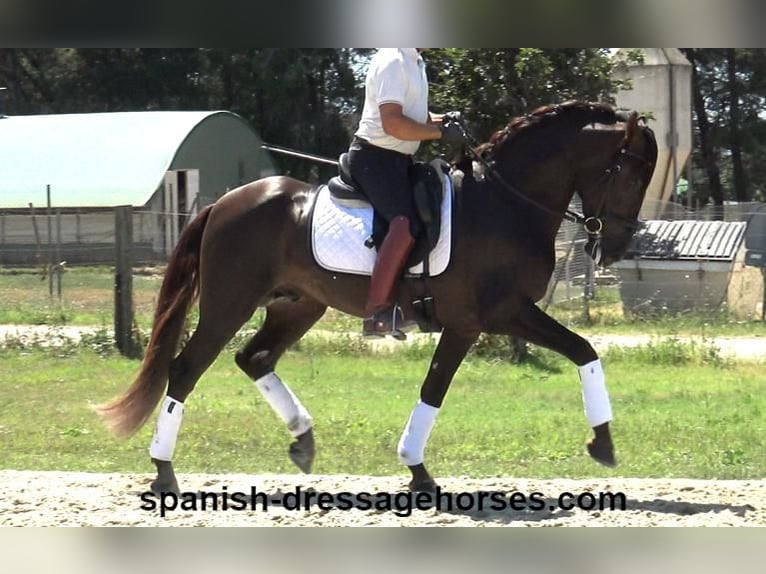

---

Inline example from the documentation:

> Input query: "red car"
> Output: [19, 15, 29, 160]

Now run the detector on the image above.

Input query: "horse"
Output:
[97, 100, 658, 495]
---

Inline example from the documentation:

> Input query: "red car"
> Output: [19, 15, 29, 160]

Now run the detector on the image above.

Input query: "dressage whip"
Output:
[262, 131, 591, 229]
[264, 122, 626, 238]
[261, 143, 339, 166]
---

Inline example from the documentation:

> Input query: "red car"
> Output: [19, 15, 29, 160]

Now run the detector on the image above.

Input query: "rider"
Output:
[349, 48, 465, 338]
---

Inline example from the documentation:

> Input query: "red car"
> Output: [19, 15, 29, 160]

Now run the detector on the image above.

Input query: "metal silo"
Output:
[613, 48, 693, 220]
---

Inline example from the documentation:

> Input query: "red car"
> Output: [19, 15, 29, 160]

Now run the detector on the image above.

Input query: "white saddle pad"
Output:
[311, 160, 453, 277]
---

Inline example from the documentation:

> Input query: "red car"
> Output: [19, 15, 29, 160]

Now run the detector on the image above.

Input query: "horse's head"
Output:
[574, 110, 658, 266]
[464, 101, 658, 266]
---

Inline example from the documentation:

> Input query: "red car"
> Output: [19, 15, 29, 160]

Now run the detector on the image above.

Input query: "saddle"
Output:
[320, 153, 449, 332]
[327, 153, 445, 270]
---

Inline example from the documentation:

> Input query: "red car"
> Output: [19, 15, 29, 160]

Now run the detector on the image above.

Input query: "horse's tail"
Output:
[96, 204, 215, 438]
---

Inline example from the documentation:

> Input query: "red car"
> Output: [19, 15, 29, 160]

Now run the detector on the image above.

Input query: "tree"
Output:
[5, 48, 764, 202]
[682, 48, 725, 214]
[0, 48, 363, 181]
[425, 49, 633, 138]
[681, 48, 766, 208]
[726, 49, 750, 202]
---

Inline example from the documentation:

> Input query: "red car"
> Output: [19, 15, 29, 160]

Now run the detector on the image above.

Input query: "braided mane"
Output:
[479, 100, 629, 159]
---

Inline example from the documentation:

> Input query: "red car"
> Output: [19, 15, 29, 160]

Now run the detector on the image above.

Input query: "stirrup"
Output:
[363, 305, 408, 341]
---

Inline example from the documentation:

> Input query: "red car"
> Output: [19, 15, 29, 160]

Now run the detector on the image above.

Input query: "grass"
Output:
[0, 341, 763, 480]
[0, 266, 163, 328]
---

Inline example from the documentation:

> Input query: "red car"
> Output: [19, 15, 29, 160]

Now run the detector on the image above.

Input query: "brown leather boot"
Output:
[363, 216, 415, 339]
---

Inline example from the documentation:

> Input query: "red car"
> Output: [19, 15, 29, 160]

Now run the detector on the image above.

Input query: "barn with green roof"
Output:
[0, 111, 276, 264]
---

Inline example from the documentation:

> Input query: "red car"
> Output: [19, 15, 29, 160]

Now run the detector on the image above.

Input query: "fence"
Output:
[537, 198, 766, 322]
[0, 199, 597, 302]
[0, 208, 173, 267]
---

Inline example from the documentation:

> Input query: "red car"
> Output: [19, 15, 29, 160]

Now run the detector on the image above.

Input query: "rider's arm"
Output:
[379, 103, 442, 142]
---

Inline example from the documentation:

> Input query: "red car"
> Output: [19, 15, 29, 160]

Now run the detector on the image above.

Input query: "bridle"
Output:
[577, 146, 652, 235]
[576, 145, 651, 264]
[456, 119, 652, 246]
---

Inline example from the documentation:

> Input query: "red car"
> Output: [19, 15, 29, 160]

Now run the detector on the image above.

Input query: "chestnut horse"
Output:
[98, 101, 657, 494]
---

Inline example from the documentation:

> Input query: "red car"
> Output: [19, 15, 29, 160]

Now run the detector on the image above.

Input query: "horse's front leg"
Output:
[510, 301, 616, 467]
[399, 329, 478, 492]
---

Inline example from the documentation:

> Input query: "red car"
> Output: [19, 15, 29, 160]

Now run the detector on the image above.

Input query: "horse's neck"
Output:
[456, 165, 570, 244]
[491, 160, 576, 236]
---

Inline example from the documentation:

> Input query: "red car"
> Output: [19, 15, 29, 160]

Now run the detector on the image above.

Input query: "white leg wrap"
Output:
[254, 372, 313, 438]
[578, 359, 613, 427]
[149, 397, 184, 461]
[397, 400, 439, 466]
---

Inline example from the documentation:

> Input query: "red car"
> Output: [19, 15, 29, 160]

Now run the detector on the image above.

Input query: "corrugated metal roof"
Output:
[626, 220, 746, 261]
[0, 110, 234, 209]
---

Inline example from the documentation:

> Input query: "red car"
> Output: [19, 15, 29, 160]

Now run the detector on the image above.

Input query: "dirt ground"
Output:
[0, 470, 763, 526]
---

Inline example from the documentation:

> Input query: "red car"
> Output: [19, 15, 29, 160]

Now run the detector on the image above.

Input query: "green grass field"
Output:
[0, 341, 763, 480]
[0, 266, 163, 327]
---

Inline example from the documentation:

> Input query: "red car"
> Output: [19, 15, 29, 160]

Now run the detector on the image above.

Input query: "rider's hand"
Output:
[442, 111, 463, 124]
[440, 120, 466, 146]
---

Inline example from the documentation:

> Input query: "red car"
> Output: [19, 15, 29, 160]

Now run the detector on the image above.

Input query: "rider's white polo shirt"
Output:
[354, 48, 429, 156]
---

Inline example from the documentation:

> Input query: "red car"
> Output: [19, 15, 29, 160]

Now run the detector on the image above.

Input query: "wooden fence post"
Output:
[47, 185, 53, 298]
[55, 209, 63, 301]
[115, 205, 137, 357]
[762, 268, 766, 322]
[0, 213, 4, 265]
[29, 203, 41, 267]
[75, 209, 82, 243]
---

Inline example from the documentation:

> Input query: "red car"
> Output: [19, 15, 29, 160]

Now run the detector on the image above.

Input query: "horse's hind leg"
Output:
[510, 301, 616, 467]
[150, 293, 265, 495]
[234, 296, 326, 473]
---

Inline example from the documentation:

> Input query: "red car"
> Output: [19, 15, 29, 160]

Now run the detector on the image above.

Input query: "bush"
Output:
[603, 336, 727, 367]
[470, 334, 530, 362]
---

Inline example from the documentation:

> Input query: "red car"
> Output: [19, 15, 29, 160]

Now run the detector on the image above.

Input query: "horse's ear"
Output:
[622, 111, 639, 147]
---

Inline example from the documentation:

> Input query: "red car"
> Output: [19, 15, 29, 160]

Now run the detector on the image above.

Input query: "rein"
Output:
[456, 120, 646, 239]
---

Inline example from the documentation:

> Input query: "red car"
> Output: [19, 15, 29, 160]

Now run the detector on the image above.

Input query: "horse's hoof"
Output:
[150, 477, 180, 496]
[587, 439, 617, 468]
[289, 429, 315, 473]
[151, 459, 180, 495]
[406, 463, 438, 493]
[408, 478, 438, 494]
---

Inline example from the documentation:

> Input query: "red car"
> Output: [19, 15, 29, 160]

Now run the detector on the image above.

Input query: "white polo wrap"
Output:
[578, 359, 613, 427]
[254, 372, 313, 437]
[397, 400, 440, 466]
[149, 396, 184, 461]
